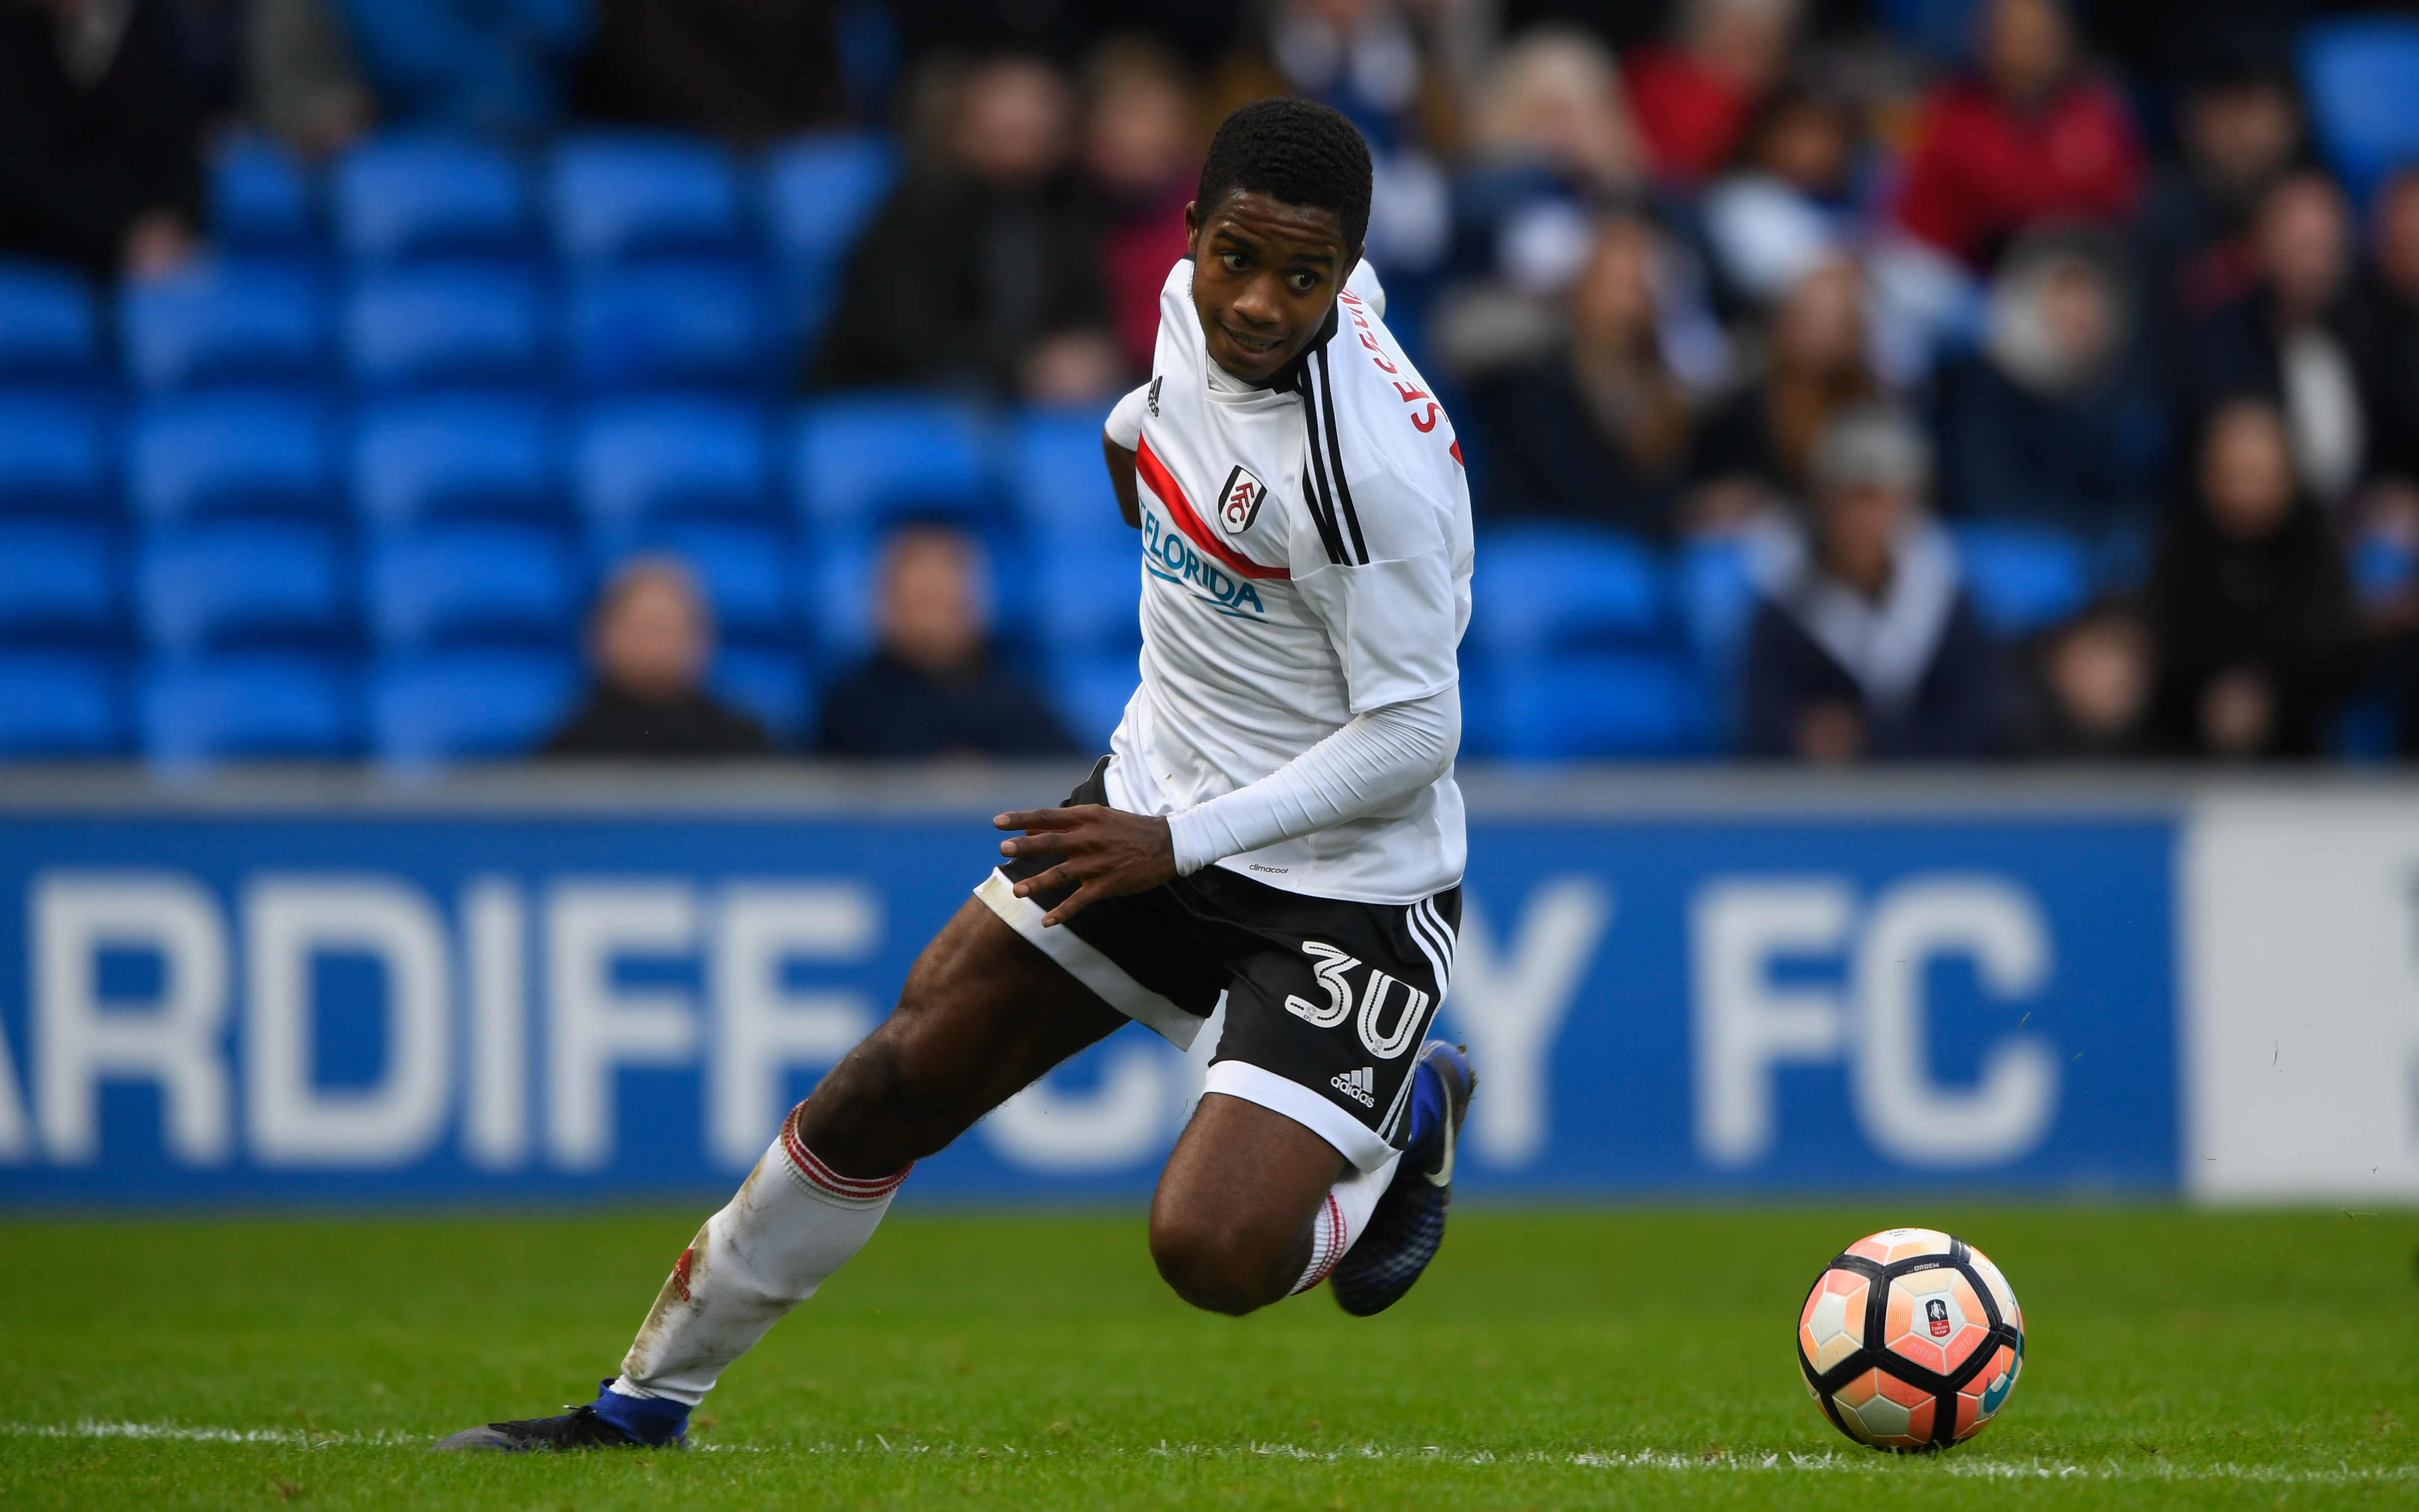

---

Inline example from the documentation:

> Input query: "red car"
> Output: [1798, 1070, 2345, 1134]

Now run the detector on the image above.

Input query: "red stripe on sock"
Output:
[781, 1107, 911, 1201]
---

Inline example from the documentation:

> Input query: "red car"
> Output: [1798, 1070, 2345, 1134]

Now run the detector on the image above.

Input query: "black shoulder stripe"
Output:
[1295, 365, 1351, 566]
[1314, 345, 1370, 565]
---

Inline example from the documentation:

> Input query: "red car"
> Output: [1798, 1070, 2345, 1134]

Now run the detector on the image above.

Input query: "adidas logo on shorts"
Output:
[1331, 1065, 1377, 1108]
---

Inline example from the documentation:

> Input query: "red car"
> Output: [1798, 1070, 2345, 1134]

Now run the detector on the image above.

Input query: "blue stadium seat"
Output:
[142, 654, 351, 763]
[352, 395, 556, 531]
[1466, 525, 1670, 664]
[211, 134, 316, 255]
[333, 134, 530, 265]
[140, 523, 345, 655]
[575, 399, 770, 540]
[0, 395, 107, 515]
[1033, 544, 1138, 660]
[343, 266, 544, 390]
[638, 521, 794, 640]
[366, 525, 574, 653]
[1049, 651, 1138, 753]
[713, 644, 809, 746]
[0, 653, 120, 757]
[129, 395, 334, 525]
[550, 134, 745, 266]
[564, 262, 766, 392]
[0, 522, 115, 639]
[1949, 521, 2090, 640]
[791, 396, 990, 536]
[2302, 18, 2419, 209]
[0, 260, 101, 383]
[762, 131, 899, 348]
[120, 265, 328, 392]
[1006, 403, 1129, 550]
[1493, 652, 1699, 760]
[1672, 535, 1763, 750]
[369, 652, 578, 766]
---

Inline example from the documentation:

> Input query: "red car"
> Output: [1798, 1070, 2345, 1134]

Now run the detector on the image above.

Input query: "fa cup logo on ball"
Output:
[1926, 1298, 1951, 1338]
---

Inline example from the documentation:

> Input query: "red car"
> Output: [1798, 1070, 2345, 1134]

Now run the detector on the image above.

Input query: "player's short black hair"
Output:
[1195, 98, 1373, 257]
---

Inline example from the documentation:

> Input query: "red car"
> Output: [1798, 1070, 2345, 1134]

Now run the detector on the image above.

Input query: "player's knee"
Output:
[1149, 1210, 1283, 1317]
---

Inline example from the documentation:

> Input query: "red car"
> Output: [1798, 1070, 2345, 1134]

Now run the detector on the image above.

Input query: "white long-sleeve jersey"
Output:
[1099, 258, 1473, 906]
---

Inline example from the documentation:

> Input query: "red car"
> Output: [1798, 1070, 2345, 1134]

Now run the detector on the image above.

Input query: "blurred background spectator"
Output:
[1699, 74, 1862, 308]
[1693, 258, 1879, 523]
[815, 526, 1077, 760]
[242, 0, 374, 156]
[816, 52, 1120, 402]
[0, 0, 206, 276]
[1741, 405, 1999, 762]
[1080, 36, 1198, 379]
[573, 0, 846, 145]
[546, 558, 773, 760]
[2007, 596, 2154, 758]
[323, 0, 588, 138]
[1621, 0, 1797, 189]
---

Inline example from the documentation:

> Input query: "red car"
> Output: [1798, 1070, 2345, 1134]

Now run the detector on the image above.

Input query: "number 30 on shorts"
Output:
[1282, 941, 1433, 1059]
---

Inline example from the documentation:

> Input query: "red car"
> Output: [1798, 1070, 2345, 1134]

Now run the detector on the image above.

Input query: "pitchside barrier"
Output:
[0, 766, 2406, 1207]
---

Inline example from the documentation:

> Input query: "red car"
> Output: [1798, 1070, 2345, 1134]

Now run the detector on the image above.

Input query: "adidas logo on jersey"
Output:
[1217, 464, 1267, 536]
[1145, 375, 1162, 417]
[1331, 1065, 1377, 1108]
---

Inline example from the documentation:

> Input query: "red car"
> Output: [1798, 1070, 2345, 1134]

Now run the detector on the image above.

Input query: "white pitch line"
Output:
[4, 1423, 2412, 1485]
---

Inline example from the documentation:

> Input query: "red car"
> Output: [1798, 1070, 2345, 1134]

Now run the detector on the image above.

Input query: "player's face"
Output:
[1186, 190, 1359, 385]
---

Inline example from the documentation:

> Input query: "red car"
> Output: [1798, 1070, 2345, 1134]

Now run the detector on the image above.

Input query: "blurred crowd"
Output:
[13, 0, 2419, 764]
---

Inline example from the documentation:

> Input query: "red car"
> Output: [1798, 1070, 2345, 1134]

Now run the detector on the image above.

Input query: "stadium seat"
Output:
[549, 133, 745, 266]
[0, 522, 115, 639]
[637, 521, 795, 640]
[0, 395, 108, 515]
[1033, 543, 1139, 662]
[368, 652, 579, 766]
[129, 395, 334, 525]
[333, 134, 530, 265]
[352, 395, 557, 531]
[712, 644, 810, 746]
[140, 522, 346, 655]
[563, 262, 767, 392]
[0, 259, 101, 383]
[574, 399, 771, 540]
[791, 395, 990, 536]
[119, 265, 328, 392]
[142, 654, 352, 764]
[1465, 525, 1670, 665]
[1948, 522, 2091, 640]
[365, 525, 575, 653]
[0, 653, 120, 757]
[1493, 652, 1699, 760]
[1048, 651, 1138, 753]
[343, 266, 545, 390]
[1673, 534, 1764, 750]
[762, 131, 899, 347]
[2302, 18, 2419, 208]
[1006, 403, 1130, 551]
[210, 134, 315, 255]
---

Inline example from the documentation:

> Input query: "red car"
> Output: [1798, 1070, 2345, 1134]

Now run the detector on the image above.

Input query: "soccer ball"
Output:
[1795, 1227, 2025, 1453]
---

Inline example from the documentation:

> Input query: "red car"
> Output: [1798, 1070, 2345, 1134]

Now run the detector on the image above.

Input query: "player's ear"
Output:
[1184, 201, 1201, 255]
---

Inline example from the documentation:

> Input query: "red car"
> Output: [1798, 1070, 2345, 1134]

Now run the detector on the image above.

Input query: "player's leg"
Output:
[1147, 1090, 1381, 1314]
[434, 901, 1127, 1451]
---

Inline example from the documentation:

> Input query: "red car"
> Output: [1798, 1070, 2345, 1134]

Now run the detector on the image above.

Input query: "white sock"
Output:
[1290, 1153, 1401, 1296]
[610, 1113, 908, 1407]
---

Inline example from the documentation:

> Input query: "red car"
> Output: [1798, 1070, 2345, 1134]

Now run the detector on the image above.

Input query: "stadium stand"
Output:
[0, 653, 120, 757]
[139, 522, 347, 655]
[0, 395, 109, 515]
[368, 651, 579, 767]
[142, 654, 353, 765]
[0, 521, 118, 641]
[365, 524, 576, 653]
[563, 261, 770, 393]
[574, 398, 772, 547]
[209, 136, 317, 260]
[0, 261, 103, 385]
[333, 135, 532, 267]
[343, 266, 547, 391]
[1947, 521, 2094, 641]
[120, 267, 329, 393]
[762, 132, 900, 357]
[2300, 16, 2419, 210]
[549, 133, 748, 266]
[130, 395, 336, 526]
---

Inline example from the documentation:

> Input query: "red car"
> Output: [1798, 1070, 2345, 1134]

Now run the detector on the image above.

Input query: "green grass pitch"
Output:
[2, 1205, 2414, 1508]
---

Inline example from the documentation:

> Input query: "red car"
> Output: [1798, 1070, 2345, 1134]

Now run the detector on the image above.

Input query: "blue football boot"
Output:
[1329, 1040, 1474, 1317]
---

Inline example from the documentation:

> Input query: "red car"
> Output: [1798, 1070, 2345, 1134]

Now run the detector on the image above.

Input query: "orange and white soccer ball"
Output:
[1796, 1227, 2025, 1453]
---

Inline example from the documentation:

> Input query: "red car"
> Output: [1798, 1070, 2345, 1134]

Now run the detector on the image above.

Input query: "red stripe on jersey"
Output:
[1135, 435, 1290, 582]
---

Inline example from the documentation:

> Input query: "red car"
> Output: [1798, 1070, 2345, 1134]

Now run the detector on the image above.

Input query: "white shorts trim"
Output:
[1202, 1059, 1397, 1174]
[974, 869, 1204, 1050]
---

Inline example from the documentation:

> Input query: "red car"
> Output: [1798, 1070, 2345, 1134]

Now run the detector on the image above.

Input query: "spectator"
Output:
[545, 558, 774, 760]
[1450, 27, 1641, 289]
[1700, 76, 1860, 308]
[1081, 37, 1197, 381]
[2145, 398, 2364, 759]
[816, 53, 1121, 404]
[1936, 228, 2162, 541]
[1621, 0, 1797, 189]
[2178, 170, 2363, 509]
[1693, 258, 1880, 520]
[0, 0, 205, 277]
[324, 0, 588, 138]
[243, 0, 375, 158]
[1889, 0, 2144, 274]
[2354, 169, 2419, 493]
[2007, 597, 2154, 757]
[816, 526, 1078, 760]
[573, 0, 846, 146]
[1457, 213, 1698, 536]
[1741, 405, 2000, 761]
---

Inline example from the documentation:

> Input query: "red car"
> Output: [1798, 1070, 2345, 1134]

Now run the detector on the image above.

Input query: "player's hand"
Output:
[995, 805, 1175, 927]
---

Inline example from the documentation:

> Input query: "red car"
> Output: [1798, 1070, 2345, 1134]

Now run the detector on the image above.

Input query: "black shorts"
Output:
[976, 757, 1460, 1173]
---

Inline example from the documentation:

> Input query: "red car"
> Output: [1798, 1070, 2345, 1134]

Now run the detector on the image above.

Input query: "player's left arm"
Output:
[1101, 381, 1150, 529]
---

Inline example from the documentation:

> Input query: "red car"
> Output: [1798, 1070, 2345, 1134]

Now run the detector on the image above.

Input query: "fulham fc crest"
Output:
[1217, 464, 1267, 536]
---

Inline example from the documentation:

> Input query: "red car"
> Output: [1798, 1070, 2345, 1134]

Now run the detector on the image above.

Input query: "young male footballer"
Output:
[438, 97, 1477, 1451]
